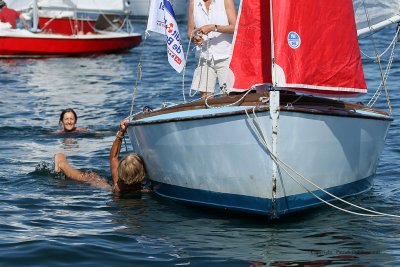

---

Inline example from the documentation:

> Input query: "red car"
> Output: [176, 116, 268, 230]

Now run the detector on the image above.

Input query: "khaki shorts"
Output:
[190, 57, 230, 94]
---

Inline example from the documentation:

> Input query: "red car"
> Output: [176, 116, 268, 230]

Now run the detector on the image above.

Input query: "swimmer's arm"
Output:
[110, 119, 128, 188]
[110, 137, 122, 186]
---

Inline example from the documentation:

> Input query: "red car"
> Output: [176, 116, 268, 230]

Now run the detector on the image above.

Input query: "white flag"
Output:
[146, 0, 165, 35]
[163, 0, 185, 73]
[146, 0, 186, 73]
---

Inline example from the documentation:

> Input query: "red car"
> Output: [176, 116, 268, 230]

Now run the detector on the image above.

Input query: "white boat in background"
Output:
[128, 0, 186, 20]
[1, 0, 141, 57]
[126, 0, 400, 218]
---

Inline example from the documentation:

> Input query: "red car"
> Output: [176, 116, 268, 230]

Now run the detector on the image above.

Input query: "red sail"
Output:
[272, 0, 366, 96]
[227, 0, 272, 90]
[228, 0, 367, 96]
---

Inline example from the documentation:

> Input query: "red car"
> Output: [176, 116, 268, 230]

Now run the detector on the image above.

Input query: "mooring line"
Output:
[245, 107, 400, 218]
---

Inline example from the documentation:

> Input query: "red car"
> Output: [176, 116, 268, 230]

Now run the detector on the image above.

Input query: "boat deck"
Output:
[131, 91, 392, 123]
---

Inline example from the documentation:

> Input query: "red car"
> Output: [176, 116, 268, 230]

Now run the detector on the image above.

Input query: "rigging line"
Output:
[245, 107, 400, 218]
[360, 26, 400, 59]
[122, 136, 128, 152]
[129, 63, 142, 118]
[245, 108, 387, 217]
[204, 88, 253, 109]
[361, 0, 392, 113]
[100, 13, 120, 31]
[182, 31, 194, 103]
[129, 61, 142, 116]
[367, 25, 400, 107]
[129, 35, 147, 118]
[189, 32, 213, 99]
[69, 16, 77, 35]
[41, 15, 59, 31]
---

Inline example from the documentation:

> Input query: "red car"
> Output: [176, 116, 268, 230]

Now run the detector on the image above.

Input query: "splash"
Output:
[33, 161, 66, 180]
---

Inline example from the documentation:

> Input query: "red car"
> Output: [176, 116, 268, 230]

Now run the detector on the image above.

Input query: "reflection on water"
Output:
[61, 138, 79, 149]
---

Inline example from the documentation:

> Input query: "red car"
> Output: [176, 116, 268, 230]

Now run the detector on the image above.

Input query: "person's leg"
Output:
[190, 58, 217, 97]
[214, 58, 230, 93]
[55, 153, 85, 182]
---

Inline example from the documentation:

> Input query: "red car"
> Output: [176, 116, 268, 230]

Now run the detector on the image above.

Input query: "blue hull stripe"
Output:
[152, 176, 374, 216]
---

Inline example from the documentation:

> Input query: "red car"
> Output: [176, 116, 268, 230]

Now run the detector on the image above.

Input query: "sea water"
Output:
[0, 22, 399, 266]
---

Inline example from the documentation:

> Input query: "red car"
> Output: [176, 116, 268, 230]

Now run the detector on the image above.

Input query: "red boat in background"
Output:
[0, 0, 142, 57]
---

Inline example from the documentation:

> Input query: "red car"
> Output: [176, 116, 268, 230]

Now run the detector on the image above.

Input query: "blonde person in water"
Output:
[54, 119, 147, 193]
[57, 108, 87, 133]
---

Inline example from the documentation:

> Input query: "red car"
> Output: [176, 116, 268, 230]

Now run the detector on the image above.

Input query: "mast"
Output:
[268, 0, 279, 219]
[32, 0, 38, 31]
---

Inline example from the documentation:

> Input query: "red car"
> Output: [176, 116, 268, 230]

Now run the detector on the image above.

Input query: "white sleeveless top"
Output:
[193, 0, 233, 60]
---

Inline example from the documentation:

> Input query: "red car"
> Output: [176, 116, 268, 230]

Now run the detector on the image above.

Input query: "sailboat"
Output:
[125, 0, 400, 217]
[0, 0, 142, 57]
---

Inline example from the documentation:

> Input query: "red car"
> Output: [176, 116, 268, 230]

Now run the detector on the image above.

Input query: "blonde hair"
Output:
[118, 153, 145, 185]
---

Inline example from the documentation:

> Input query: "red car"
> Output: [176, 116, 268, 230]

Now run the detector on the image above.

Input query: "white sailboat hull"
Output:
[127, 96, 391, 216]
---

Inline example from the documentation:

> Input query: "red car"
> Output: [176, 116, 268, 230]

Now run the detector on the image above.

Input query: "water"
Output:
[1, 21, 400, 266]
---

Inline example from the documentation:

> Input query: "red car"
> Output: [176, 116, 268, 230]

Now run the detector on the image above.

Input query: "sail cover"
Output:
[228, 0, 367, 96]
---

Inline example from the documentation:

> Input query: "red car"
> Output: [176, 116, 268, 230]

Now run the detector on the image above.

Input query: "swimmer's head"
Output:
[118, 153, 145, 185]
[59, 108, 78, 132]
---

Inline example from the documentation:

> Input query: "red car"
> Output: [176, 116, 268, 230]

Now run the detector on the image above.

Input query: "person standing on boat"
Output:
[57, 108, 88, 133]
[187, 0, 237, 97]
[54, 119, 148, 193]
[0, 0, 29, 29]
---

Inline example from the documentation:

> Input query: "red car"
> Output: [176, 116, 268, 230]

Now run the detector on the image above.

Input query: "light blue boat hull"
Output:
[127, 100, 391, 217]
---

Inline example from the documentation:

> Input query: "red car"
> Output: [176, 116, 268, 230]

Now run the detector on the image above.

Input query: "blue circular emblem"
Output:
[288, 31, 301, 49]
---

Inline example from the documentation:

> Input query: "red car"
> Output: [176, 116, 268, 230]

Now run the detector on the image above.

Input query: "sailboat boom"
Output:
[357, 15, 400, 36]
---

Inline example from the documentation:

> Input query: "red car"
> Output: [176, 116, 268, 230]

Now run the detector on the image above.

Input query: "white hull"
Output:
[127, 94, 391, 216]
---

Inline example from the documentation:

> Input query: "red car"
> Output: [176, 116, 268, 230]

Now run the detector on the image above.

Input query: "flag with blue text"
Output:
[147, 0, 185, 73]
[146, 0, 165, 35]
[163, 0, 185, 73]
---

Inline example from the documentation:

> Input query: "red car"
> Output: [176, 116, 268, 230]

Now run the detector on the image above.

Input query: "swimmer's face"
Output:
[61, 112, 77, 132]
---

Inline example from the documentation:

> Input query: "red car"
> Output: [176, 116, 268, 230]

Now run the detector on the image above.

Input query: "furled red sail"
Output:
[228, 0, 367, 96]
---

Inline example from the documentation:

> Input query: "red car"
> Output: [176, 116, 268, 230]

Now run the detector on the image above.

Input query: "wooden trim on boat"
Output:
[129, 92, 392, 124]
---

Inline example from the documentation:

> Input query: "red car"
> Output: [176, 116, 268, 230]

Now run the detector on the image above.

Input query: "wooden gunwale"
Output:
[130, 92, 392, 123]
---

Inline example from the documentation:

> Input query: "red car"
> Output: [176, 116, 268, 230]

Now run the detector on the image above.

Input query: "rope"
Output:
[182, 31, 194, 102]
[129, 32, 148, 118]
[360, 26, 399, 60]
[361, 0, 392, 113]
[129, 63, 143, 117]
[182, 31, 257, 109]
[204, 88, 253, 108]
[245, 107, 400, 218]
[123, 136, 128, 152]
[187, 31, 214, 99]
[367, 24, 400, 108]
